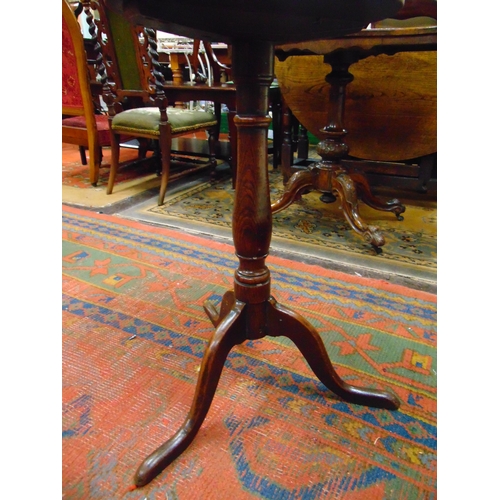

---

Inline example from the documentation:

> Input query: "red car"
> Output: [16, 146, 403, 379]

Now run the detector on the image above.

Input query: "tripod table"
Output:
[104, 0, 405, 487]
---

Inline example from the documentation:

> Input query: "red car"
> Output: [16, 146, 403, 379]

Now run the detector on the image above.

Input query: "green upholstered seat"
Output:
[112, 107, 218, 136]
[101, 12, 220, 206]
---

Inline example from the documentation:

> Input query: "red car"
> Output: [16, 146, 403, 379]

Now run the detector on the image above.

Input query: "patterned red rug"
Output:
[62, 144, 158, 189]
[62, 205, 436, 499]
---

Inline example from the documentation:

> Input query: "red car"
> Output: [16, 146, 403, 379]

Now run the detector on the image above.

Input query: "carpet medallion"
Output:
[62, 205, 436, 499]
[123, 168, 437, 284]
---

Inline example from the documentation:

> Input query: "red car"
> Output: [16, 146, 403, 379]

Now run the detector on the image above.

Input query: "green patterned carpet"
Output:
[120, 167, 436, 285]
[63, 205, 436, 499]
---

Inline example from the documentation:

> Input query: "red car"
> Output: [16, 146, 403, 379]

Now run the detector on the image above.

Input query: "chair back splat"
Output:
[102, 18, 219, 205]
[83, 0, 151, 106]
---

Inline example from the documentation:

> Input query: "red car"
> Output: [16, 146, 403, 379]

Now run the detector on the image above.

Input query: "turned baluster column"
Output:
[280, 102, 293, 183]
[311, 52, 385, 247]
[231, 40, 274, 334]
[314, 55, 353, 203]
[133, 38, 401, 492]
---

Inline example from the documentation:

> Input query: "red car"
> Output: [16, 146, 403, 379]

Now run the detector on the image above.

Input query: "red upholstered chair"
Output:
[62, 0, 111, 186]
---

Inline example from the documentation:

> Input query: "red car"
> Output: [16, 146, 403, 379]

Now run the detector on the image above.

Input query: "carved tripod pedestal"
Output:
[134, 41, 400, 488]
[272, 51, 406, 249]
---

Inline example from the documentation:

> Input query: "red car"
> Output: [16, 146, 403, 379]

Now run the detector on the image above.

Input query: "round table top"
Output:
[275, 26, 437, 62]
[275, 25, 436, 57]
[104, 0, 405, 43]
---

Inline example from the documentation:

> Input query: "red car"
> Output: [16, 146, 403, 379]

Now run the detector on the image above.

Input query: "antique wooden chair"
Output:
[79, 1, 220, 204]
[149, 37, 238, 187]
[79, 0, 153, 165]
[102, 26, 218, 205]
[85, 0, 151, 108]
[187, 40, 232, 85]
[62, 0, 112, 186]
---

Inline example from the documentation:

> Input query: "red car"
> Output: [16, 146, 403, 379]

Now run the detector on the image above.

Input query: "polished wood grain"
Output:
[275, 52, 437, 161]
[104, 0, 404, 43]
[271, 25, 436, 248]
[275, 27, 437, 161]
[103, 0, 403, 488]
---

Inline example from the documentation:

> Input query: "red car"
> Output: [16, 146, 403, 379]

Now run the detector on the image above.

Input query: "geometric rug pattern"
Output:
[62, 143, 222, 209]
[62, 205, 436, 499]
[62, 144, 161, 190]
[130, 167, 437, 283]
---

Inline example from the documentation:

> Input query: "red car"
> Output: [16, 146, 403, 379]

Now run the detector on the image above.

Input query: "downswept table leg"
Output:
[330, 169, 386, 248]
[349, 169, 406, 221]
[135, 290, 399, 487]
[272, 164, 386, 248]
[134, 41, 399, 488]
[271, 168, 319, 213]
[134, 296, 247, 487]
[267, 297, 399, 410]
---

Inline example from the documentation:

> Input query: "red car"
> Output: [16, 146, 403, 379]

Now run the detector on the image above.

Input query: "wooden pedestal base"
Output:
[135, 293, 399, 487]
[133, 41, 400, 488]
[271, 159, 405, 248]
[273, 52, 406, 248]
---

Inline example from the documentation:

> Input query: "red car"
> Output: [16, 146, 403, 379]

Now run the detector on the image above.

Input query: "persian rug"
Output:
[62, 143, 225, 209]
[122, 168, 437, 284]
[62, 144, 161, 207]
[62, 205, 437, 499]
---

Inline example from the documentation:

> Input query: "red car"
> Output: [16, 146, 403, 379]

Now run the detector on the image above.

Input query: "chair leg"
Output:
[138, 138, 149, 160]
[158, 128, 172, 206]
[79, 146, 87, 165]
[88, 143, 101, 186]
[297, 125, 309, 160]
[213, 103, 222, 142]
[280, 104, 293, 184]
[208, 126, 218, 181]
[106, 131, 121, 194]
[271, 95, 282, 170]
[228, 110, 237, 188]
